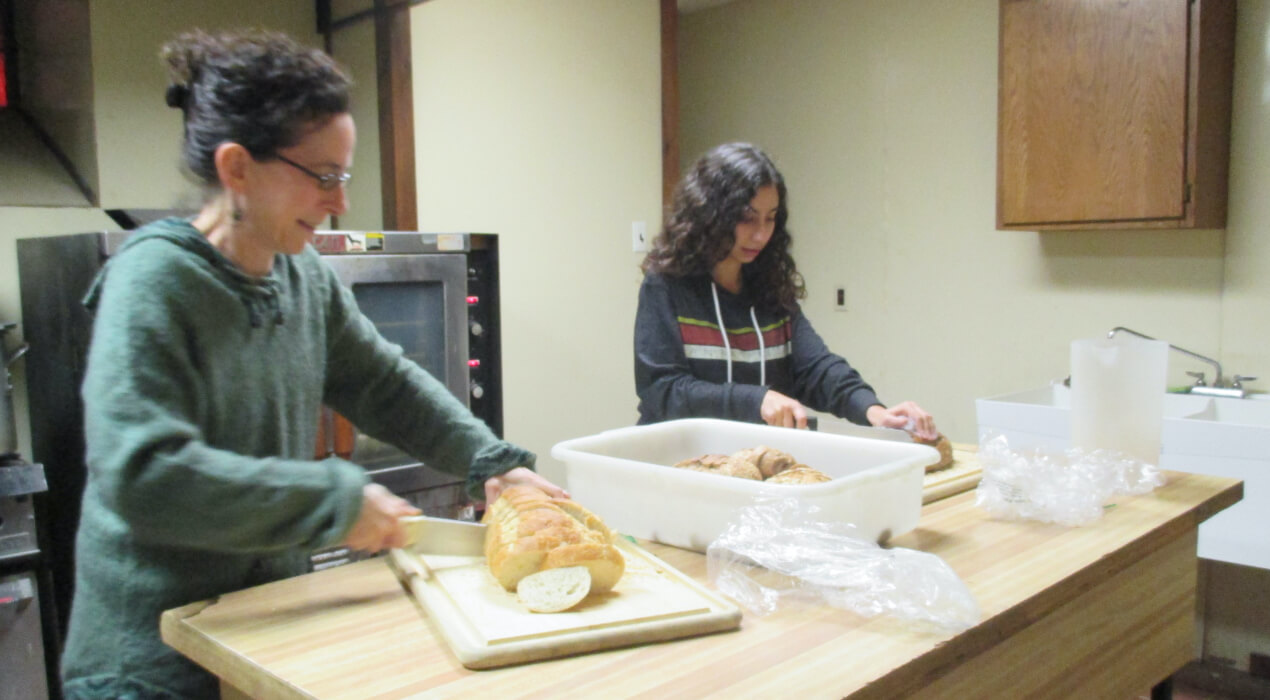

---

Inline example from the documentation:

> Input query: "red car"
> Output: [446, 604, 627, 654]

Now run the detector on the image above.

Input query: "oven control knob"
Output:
[471, 383, 485, 400]
[470, 321, 484, 337]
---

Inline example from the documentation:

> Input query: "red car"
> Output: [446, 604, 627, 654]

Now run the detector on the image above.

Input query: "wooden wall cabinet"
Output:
[996, 0, 1236, 231]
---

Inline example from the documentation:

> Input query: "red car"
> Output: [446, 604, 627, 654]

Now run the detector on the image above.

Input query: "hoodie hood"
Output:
[83, 217, 286, 328]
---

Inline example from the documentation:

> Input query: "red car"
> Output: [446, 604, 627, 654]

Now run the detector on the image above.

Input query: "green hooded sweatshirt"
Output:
[60, 218, 532, 699]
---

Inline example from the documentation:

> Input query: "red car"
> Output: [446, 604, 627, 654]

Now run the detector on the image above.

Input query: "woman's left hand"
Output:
[483, 466, 569, 504]
[866, 401, 937, 441]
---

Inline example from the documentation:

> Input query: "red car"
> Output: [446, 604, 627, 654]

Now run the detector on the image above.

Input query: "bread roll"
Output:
[731, 446, 798, 479]
[516, 566, 591, 613]
[674, 454, 731, 470]
[765, 465, 832, 484]
[916, 433, 954, 472]
[482, 485, 625, 594]
[673, 453, 762, 480]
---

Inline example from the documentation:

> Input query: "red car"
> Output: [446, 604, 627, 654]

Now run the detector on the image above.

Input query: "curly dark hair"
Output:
[642, 142, 804, 312]
[160, 28, 351, 188]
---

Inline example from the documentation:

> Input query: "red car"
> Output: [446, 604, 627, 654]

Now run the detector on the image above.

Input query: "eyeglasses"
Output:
[273, 153, 352, 191]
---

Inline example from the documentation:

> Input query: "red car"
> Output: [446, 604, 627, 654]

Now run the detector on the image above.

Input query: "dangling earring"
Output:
[232, 206, 243, 222]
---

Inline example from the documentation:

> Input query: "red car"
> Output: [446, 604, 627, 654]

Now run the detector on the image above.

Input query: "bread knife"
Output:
[399, 515, 486, 556]
[809, 417, 915, 443]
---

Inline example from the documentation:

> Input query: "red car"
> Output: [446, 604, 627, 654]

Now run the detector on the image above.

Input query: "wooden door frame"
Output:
[319, 0, 417, 230]
[661, 0, 679, 206]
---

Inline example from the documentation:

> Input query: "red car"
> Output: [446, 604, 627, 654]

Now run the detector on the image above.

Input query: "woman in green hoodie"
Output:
[60, 29, 562, 700]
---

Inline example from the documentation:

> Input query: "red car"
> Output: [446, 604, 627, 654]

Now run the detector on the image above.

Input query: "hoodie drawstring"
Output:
[711, 282, 765, 386]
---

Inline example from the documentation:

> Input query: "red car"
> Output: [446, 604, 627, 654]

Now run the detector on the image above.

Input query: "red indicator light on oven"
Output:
[468, 359, 481, 368]
[466, 296, 479, 305]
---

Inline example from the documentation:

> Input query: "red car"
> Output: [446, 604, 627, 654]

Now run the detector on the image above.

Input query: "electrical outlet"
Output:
[632, 221, 648, 252]
[834, 286, 847, 311]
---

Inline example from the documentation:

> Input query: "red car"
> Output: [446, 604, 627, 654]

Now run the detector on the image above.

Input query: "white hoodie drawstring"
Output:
[751, 305, 766, 386]
[711, 282, 765, 386]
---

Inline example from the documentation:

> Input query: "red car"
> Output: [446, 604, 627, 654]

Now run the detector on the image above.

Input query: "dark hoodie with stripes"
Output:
[634, 271, 882, 425]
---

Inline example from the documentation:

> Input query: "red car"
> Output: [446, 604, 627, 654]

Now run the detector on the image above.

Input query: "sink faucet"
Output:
[1106, 327, 1241, 395]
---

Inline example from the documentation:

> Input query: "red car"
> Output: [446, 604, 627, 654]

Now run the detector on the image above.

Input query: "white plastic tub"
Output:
[550, 418, 940, 552]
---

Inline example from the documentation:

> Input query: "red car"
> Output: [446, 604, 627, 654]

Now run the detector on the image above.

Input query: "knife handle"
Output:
[388, 547, 432, 583]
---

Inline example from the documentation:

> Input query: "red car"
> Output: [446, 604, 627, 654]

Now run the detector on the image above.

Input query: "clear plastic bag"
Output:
[974, 433, 1165, 527]
[705, 496, 980, 634]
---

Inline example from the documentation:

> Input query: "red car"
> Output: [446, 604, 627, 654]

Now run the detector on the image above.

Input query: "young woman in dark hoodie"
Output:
[61, 29, 563, 700]
[634, 142, 937, 438]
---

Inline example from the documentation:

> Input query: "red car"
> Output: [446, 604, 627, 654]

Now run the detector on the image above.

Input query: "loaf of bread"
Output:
[764, 465, 832, 484]
[916, 433, 954, 472]
[482, 485, 625, 595]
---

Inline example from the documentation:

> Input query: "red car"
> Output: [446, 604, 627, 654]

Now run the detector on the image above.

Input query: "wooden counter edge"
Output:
[861, 471, 1243, 699]
[161, 600, 315, 700]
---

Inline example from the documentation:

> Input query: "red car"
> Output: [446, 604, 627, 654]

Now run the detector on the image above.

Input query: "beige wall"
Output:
[409, 0, 662, 483]
[1221, 1, 1270, 388]
[678, 0, 1255, 443]
[328, 1, 385, 231]
[88, 0, 318, 209]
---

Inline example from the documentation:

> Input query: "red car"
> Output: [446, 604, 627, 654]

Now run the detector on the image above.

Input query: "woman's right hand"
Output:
[760, 390, 808, 428]
[342, 483, 421, 552]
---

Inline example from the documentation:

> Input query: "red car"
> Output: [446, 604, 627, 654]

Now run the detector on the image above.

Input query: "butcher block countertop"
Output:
[162, 467, 1240, 700]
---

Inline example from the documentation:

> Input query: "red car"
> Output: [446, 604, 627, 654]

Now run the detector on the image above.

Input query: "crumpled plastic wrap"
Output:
[705, 496, 980, 634]
[974, 433, 1165, 527]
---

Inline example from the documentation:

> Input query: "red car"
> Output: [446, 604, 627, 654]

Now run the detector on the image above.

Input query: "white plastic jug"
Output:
[1069, 335, 1168, 465]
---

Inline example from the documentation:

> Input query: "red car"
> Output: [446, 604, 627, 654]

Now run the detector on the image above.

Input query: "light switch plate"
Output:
[632, 221, 648, 252]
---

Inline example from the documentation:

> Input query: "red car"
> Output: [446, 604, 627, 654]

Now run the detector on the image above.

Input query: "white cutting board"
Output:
[399, 538, 742, 668]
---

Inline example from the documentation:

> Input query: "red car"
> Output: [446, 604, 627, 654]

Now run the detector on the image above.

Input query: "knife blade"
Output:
[399, 515, 487, 556]
[811, 417, 915, 443]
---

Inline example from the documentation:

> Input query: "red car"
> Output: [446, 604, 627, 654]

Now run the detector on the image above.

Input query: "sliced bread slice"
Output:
[516, 566, 592, 613]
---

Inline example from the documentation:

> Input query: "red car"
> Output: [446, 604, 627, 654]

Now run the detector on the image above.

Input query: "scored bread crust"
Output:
[765, 465, 832, 484]
[483, 485, 625, 593]
[730, 446, 798, 479]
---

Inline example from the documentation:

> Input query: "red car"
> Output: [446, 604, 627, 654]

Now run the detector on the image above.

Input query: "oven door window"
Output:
[350, 280, 450, 468]
[323, 253, 469, 472]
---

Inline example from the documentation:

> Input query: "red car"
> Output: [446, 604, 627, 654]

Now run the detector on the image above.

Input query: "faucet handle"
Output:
[1186, 371, 1207, 387]
[1233, 375, 1258, 389]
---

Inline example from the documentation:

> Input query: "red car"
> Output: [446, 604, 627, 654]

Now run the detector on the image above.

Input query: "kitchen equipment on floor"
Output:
[0, 445, 52, 699]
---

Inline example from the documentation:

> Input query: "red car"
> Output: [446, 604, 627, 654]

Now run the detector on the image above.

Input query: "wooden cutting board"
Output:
[392, 537, 741, 669]
[922, 444, 983, 504]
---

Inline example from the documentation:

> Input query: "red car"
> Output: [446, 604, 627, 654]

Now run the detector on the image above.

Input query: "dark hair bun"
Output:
[165, 83, 189, 109]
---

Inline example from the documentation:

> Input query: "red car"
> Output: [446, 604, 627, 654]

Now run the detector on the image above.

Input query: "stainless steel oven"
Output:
[308, 231, 504, 568]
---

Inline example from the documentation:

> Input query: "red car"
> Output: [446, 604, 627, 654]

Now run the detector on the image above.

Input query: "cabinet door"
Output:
[996, 0, 1229, 230]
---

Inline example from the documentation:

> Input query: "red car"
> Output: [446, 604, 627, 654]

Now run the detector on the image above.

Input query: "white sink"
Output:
[1183, 396, 1270, 426]
[977, 384, 1269, 570]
